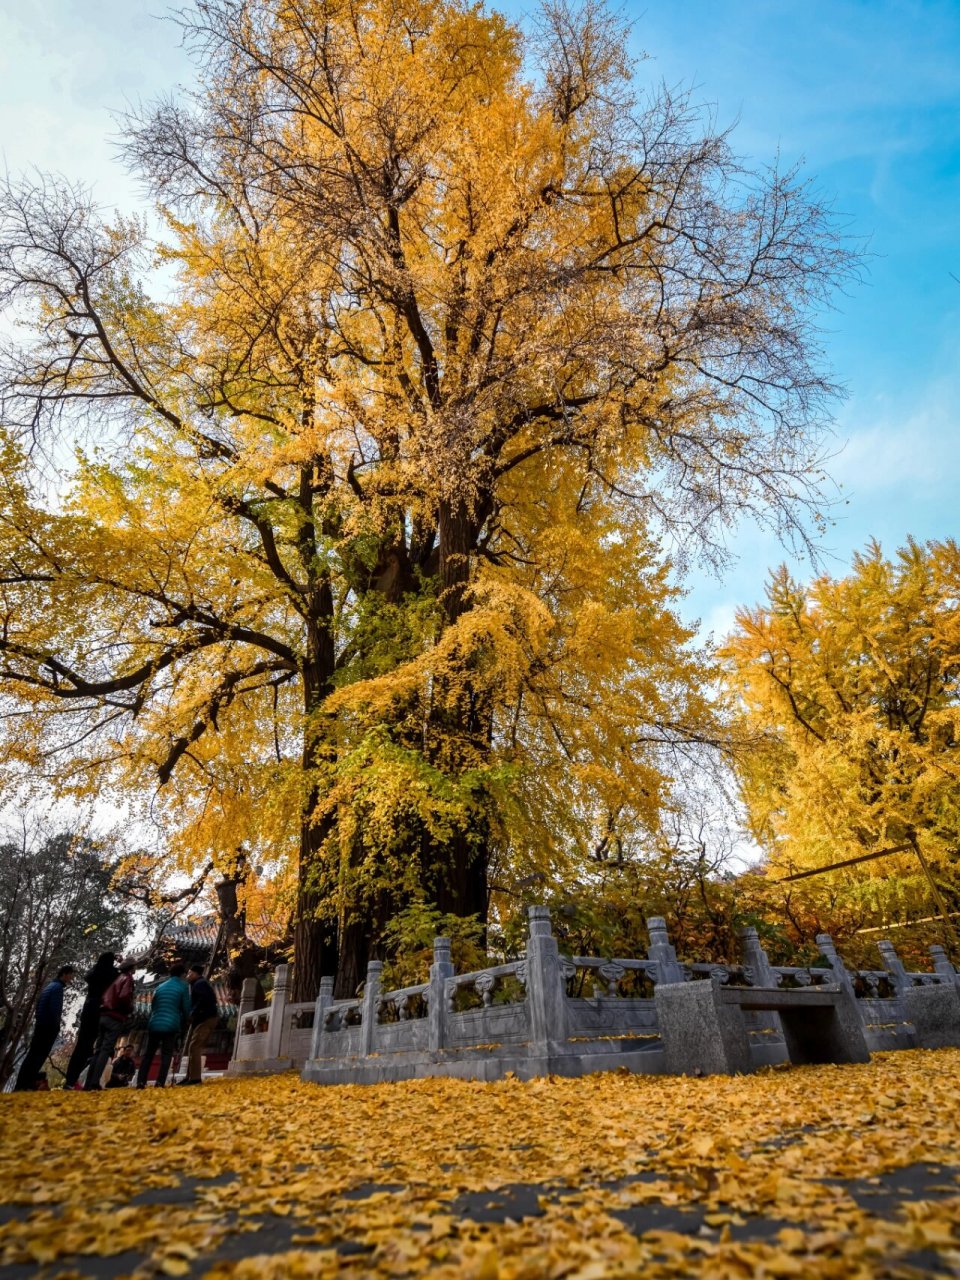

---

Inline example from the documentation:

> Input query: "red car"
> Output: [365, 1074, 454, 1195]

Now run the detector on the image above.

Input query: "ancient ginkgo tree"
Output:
[0, 0, 855, 996]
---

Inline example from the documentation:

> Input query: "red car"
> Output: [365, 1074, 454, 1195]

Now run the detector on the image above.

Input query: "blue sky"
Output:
[1, 0, 958, 643]
[628, 0, 960, 640]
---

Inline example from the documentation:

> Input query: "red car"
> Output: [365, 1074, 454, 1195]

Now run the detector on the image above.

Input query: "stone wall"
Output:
[229, 907, 960, 1082]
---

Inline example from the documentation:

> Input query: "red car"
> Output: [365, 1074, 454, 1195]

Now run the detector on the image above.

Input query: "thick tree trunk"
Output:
[438, 496, 472, 627]
[291, 590, 340, 1003]
[325, 494, 492, 996]
[292, 727, 340, 1002]
[428, 495, 492, 928]
[334, 912, 370, 1000]
[430, 827, 489, 921]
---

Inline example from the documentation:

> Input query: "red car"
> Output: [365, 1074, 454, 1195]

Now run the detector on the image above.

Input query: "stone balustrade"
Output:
[230, 906, 960, 1081]
[228, 965, 315, 1074]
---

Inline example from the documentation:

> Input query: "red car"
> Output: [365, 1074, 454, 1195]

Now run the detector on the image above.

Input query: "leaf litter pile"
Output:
[2, 1049, 959, 1279]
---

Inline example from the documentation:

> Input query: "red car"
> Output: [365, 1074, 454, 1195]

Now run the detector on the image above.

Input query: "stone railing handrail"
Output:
[231, 912, 960, 1081]
[324, 999, 361, 1024]
[377, 981, 430, 1024]
[379, 980, 430, 1002]
[570, 955, 658, 972]
[769, 965, 836, 987]
[443, 959, 526, 1008]
[445, 959, 526, 985]
[567, 955, 659, 999]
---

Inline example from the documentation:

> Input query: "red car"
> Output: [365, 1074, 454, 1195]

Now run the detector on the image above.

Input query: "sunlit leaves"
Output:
[1, 1051, 959, 1277]
[723, 538, 960, 938]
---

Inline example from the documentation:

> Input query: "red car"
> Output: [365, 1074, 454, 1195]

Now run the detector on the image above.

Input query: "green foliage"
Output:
[378, 902, 486, 990]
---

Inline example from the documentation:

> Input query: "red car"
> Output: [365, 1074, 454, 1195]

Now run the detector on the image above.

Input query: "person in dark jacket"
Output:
[105, 1043, 137, 1088]
[84, 958, 137, 1091]
[14, 965, 76, 1091]
[178, 964, 220, 1085]
[135, 964, 191, 1089]
[64, 952, 118, 1089]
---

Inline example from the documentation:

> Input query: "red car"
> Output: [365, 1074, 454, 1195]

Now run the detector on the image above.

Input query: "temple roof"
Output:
[130, 915, 220, 967]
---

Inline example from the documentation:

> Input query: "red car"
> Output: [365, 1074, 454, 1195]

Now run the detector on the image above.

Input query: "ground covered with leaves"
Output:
[1, 1050, 959, 1279]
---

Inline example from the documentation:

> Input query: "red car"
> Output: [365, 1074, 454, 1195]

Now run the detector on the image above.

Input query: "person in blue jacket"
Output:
[14, 965, 76, 1090]
[135, 963, 191, 1089]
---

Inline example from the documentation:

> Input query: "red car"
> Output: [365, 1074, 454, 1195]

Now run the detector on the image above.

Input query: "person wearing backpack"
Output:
[84, 958, 137, 1091]
[135, 964, 191, 1089]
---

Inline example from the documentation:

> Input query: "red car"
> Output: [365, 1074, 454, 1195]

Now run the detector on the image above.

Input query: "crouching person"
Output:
[136, 964, 190, 1089]
[105, 1044, 137, 1088]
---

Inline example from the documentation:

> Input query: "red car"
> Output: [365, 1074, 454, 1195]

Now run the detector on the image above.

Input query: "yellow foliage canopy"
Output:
[723, 539, 960, 931]
[0, 0, 854, 988]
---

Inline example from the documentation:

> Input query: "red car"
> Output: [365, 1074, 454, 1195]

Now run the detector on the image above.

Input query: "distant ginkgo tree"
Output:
[723, 538, 960, 936]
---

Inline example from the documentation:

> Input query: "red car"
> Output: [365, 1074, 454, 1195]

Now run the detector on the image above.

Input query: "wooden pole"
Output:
[907, 831, 960, 953]
[773, 844, 911, 882]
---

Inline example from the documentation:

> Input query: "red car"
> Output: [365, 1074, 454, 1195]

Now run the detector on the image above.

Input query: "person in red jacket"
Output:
[84, 958, 137, 1091]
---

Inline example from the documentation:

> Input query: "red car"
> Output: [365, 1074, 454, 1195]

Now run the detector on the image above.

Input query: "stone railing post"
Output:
[266, 964, 290, 1061]
[310, 976, 335, 1060]
[233, 977, 259, 1059]
[360, 961, 382, 1057]
[739, 927, 777, 986]
[816, 934, 856, 1000]
[899, 944, 960, 1050]
[428, 937, 454, 1052]
[929, 945, 960, 985]
[526, 906, 568, 1053]
[876, 940, 909, 993]
[738, 926, 782, 1049]
[645, 917, 685, 985]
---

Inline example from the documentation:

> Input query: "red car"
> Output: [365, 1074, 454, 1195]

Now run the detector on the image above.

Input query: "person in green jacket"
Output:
[135, 963, 191, 1089]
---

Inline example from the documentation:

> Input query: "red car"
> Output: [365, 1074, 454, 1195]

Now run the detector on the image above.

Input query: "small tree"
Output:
[0, 827, 131, 1087]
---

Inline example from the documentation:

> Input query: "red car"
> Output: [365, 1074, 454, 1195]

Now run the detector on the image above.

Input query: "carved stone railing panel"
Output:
[771, 965, 835, 989]
[322, 1000, 362, 1032]
[851, 970, 899, 1000]
[686, 962, 755, 988]
[444, 961, 527, 1013]
[231, 972, 317, 1069]
[567, 956, 658, 999]
[376, 983, 429, 1024]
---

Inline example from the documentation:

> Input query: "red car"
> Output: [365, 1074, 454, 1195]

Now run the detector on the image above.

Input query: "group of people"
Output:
[14, 953, 221, 1092]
